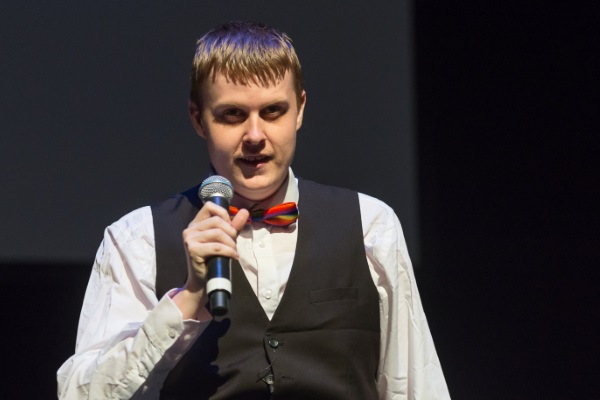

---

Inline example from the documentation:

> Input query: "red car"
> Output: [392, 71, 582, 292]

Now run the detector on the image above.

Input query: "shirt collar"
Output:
[282, 168, 299, 203]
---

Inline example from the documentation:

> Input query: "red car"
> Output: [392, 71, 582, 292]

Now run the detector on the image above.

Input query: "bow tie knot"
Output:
[229, 202, 299, 226]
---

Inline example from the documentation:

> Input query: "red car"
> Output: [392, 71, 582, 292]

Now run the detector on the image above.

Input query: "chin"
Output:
[235, 177, 281, 200]
[237, 185, 275, 201]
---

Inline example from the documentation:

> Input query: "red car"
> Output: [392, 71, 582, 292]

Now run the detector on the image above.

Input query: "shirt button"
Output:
[263, 289, 272, 299]
[258, 241, 266, 248]
[268, 338, 279, 348]
[168, 329, 176, 339]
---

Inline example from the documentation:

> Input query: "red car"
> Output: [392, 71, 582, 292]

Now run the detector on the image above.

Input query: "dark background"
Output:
[415, 2, 599, 399]
[2, 1, 598, 399]
[0, 1, 418, 263]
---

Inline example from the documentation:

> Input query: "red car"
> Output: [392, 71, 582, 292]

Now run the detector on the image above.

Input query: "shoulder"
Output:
[106, 206, 154, 244]
[356, 192, 415, 295]
[357, 192, 396, 219]
[93, 206, 156, 289]
[115, 205, 153, 227]
[357, 192, 401, 234]
[297, 177, 399, 228]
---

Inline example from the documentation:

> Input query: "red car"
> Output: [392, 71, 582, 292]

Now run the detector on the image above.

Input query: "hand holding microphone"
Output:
[179, 176, 248, 317]
[199, 176, 234, 316]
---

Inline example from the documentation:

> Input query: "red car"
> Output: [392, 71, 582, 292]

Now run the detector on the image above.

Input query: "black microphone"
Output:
[199, 175, 235, 316]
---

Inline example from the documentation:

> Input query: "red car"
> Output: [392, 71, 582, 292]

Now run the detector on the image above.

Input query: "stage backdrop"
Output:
[1, 1, 419, 266]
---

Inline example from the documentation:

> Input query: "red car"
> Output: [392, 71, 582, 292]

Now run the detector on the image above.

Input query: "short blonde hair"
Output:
[190, 21, 304, 108]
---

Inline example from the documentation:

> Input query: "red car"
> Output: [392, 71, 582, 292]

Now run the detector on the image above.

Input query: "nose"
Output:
[243, 114, 266, 145]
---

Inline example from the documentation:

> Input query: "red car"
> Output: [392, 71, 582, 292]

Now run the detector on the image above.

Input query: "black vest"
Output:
[151, 179, 380, 399]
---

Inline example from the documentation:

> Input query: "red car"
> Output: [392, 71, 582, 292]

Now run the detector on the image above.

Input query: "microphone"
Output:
[199, 175, 235, 316]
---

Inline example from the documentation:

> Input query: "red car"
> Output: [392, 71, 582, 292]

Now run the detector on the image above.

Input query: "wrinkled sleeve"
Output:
[360, 195, 451, 400]
[56, 207, 210, 399]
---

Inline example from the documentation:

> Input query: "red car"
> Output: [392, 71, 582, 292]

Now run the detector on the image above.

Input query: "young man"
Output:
[57, 21, 450, 399]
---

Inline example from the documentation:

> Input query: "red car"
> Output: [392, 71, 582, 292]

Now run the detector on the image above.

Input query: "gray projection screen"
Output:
[1, 1, 419, 265]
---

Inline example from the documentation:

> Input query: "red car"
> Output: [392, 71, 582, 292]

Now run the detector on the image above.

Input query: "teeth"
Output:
[243, 155, 266, 161]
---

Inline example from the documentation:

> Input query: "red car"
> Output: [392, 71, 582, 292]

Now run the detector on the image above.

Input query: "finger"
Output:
[184, 225, 238, 249]
[231, 208, 250, 232]
[187, 199, 240, 240]
[186, 241, 240, 264]
[191, 201, 231, 225]
[187, 214, 239, 239]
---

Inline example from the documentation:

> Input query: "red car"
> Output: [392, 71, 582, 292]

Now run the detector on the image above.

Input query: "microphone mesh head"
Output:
[199, 175, 234, 202]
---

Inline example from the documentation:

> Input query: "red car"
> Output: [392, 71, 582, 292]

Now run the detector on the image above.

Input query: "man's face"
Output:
[190, 71, 306, 202]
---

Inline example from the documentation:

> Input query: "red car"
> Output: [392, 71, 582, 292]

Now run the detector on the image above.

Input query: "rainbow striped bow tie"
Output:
[229, 202, 299, 227]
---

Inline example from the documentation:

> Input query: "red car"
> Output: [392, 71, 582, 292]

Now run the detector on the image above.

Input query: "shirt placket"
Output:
[252, 224, 279, 319]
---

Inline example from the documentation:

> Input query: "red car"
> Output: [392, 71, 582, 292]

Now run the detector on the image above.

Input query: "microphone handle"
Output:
[206, 256, 231, 316]
[205, 195, 232, 316]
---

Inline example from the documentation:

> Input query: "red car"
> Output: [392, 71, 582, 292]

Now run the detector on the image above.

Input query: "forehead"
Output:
[201, 71, 296, 108]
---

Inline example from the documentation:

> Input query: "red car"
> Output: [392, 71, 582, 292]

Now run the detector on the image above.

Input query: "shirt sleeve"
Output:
[56, 207, 211, 399]
[359, 194, 451, 400]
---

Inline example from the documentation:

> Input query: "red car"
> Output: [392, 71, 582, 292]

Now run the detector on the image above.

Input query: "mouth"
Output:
[238, 154, 272, 168]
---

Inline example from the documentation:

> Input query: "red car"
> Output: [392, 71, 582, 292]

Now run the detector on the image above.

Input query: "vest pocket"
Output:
[309, 286, 359, 303]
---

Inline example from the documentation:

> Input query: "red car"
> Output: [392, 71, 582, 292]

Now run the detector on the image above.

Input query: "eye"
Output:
[264, 105, 281, 114]
[217, 108, 246, 124]
[261, 103, 289, 120]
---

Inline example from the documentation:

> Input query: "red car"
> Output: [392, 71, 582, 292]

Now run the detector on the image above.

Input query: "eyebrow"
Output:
[212, 99, 290, 111]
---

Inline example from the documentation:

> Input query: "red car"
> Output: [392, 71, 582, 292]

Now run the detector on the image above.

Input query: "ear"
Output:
[295, 90, 307, 131]
[188, 99, 206, 139]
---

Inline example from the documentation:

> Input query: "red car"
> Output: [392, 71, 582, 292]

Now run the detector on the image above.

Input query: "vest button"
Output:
[268, 338, 279, 348]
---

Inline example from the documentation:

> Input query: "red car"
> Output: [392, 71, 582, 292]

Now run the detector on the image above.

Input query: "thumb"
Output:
[231, 208, 250, 232]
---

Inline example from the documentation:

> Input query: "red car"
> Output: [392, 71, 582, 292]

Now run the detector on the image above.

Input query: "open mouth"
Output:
[238, 154, 271, 168]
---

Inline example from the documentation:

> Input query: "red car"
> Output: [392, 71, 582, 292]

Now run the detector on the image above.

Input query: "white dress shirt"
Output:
[57, 169, 450, 400]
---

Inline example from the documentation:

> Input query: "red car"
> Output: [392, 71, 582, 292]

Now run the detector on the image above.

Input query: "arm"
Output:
[360, 195, 450, 400]
[57, 203, 250, 399]
[56, 207, 209, 399]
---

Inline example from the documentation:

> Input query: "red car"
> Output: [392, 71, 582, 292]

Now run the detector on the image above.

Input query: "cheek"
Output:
[282, 132, 297, 151]
[207, 131, 238, 155]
